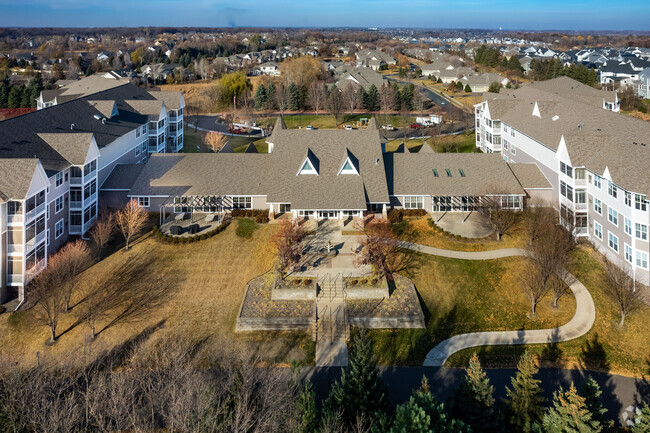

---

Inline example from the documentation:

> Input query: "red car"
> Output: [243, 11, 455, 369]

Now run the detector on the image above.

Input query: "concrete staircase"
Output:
[315, 274, 349, 366]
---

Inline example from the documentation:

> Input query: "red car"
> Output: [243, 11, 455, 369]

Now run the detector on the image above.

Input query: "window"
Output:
[142, 124, 147, 135]
[503, 139, 508, 150]
[141, 141, 147, 154]
[232, 196, 252, 209]
[636, 194, 647, 211]
[432, 169, 438, 177]
[560, 162, 572, 177]
[137, 197, 150, 207]
[593, 198, 602, 215]
[55, 196, 64, 213]
[625, 192, 632, 207]
[608, 181, 617, 198]
[55, 171, 64, 187]
[607, 207, 618, 226]
[608, 232, 618, 252]
[7, 256, 23, 276]
[136, 126, 141, 138]
[55, 219, 64, 239]
[625, 217, 632, 235]
[501, 195, 521, 209]
[445, 169, 452, 177]
[594, 175, 602, 189]
[637, 251, 649, 269]
[575, 190, 586, 204]
[459, 169, 466, 177]
[135, 143, 141, 156]
[625, 244, 633, 263]
[636, 223, 648, 241]
[594, 221, 603, 240]
[510, 143, 516, 155]
[404, 196, 423, 209]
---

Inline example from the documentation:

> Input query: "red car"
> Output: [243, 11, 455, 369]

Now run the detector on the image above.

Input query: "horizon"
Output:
[0, 0, 648, 32]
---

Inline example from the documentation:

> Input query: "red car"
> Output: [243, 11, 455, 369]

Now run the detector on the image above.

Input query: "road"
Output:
[303, 366, 648, 427]
[189, 115, 264, 137]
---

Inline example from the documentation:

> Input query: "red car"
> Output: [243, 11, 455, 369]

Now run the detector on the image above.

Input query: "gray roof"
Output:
[388, 153, 525, 197]
[100, 164, 145, 190]
[0, 158, 40, 200]
[245, 142, 258, 153]
[508, 163, 552, 189]
[335, 67, 385, 91]
[37, 133, 93, 166]
[149, 90, 183, 110]
[219, 142, 235, 153]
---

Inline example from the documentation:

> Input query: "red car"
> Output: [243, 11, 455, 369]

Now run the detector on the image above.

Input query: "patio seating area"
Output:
[161, 213, 226, 237]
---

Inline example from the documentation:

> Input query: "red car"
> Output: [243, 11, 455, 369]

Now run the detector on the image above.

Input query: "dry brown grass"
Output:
[160, 80, 218, 112]
[0, 224, 312, 368]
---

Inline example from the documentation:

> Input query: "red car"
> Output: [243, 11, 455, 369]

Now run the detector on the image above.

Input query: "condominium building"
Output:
[0, 75, 184, 303]
[475, 76, 649, 285]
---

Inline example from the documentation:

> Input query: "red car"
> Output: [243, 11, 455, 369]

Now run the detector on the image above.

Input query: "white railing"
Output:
[575, 202, 588, 211]
[70, 200, 82, 209]
[7, 213, 24, 224]
[7, 243, 23, 253]
[25, 202, 45, 221]
[575, 178, 587, 187]
[83, 193, 97, 208]
[7, 274, 24, 286]
[70, 176, 82, 186]
[83, 170, 96, 183]
[25, 231, 46, 251]
[82, 219, 94, 233]
[25, 260, 46, 283]
[575, 227, 588, 236]
[69, 224, 81, 234]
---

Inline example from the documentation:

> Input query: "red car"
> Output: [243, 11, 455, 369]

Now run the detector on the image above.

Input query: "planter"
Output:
[272, 272, 317, 300]
[343, 275, 390, 299]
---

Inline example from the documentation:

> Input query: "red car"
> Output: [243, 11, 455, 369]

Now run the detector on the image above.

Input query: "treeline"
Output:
[529, 59, 599, 86]
[474, 45, 523, 74]
[2, 329, 649, 433]
[0, 75, 44, 109]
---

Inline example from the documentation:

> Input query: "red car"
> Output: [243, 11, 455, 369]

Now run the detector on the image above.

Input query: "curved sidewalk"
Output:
[397, 242, 596, 367]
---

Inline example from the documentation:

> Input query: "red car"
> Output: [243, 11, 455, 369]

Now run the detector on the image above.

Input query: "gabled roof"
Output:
[245, 142, 259, 153]
[100, 163, 145, 190]
[338, 148, 359, 175]
[508, 163, 552, 190]
[219, 142, 235, 153]
[0, 158, 41, 200]
[274, 116, 287, 131]
[87, 100, 118, 118]
[37, 133, 94, 166]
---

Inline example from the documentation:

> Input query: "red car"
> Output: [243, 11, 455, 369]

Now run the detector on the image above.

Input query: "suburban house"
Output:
[355, 49, 396, 70]
[475, 76, 649, 285]
[141, 63, 181, 82]
[251, 62, 281, 76]
[0, 75, 184, 303]
[334, 67, 386, 91]
[460, 73, 509, 93]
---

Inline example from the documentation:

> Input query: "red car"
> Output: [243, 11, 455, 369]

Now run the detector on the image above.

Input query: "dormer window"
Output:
[297, 151, 319, 175]
[338, 149, 359, 175]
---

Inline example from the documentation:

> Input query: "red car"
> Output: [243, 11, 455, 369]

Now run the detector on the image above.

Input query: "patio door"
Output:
[318, 210, 337, 219]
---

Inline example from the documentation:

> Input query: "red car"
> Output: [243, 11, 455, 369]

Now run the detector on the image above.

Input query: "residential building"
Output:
[0, 75, 183, 303]
[475, 76, 649, 285]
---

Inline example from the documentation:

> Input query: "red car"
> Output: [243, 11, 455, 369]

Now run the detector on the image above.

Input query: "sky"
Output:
[0, 0, 648, 31]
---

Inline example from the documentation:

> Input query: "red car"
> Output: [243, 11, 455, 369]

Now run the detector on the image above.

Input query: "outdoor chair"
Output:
[170, 225, 182, 235]
[175, 213, 186, 221]
[205, 214, 216, 222]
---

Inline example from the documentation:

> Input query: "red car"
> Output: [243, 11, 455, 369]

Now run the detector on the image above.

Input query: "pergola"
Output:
[158, 195, 228, 225]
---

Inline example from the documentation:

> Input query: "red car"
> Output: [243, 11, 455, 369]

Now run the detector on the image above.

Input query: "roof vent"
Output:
[578, 123, 583, 131]
[552, 115, 559, 121]
[101, 118, 106, 125]
[70, 123, 75, 130]
[93, 114, 102, 121]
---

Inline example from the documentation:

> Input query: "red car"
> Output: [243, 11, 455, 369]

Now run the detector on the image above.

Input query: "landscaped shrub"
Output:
[303, 279, 312, 286]
[402, 209, 427, 217]
[235, 218, 259, 238]
[152, 218, 231, 244]
[231, 209, 269, 223]
[387, 209, 403, 224]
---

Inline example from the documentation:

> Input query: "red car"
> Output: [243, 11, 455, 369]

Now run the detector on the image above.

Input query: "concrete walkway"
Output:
[396, 242, 596, 367]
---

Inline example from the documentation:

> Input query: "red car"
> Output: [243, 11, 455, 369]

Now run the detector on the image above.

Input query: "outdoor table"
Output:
[187, 224, 199, 234]
[170, 225, 182, 235]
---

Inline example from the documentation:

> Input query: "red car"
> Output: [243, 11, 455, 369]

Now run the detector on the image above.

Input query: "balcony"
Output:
[70, 176, 82, 186]
[83, 219, 94, 233]
[7, 213, 24, 224]
[7, 274, 24, 286]
[575, 227, 589, 237]
[69, 224, 81, 234]
[7, 243, 23, 253]
[25, 231, 46, 251]
[25, 260, 46, 283]
[575, 202, 588, 211]
[25, 202, 45, 221]
[83, 192, 97, 209]
[574, 177, 587, 187]
[70, 199, 82, 209]
[83, 170, 96, 183]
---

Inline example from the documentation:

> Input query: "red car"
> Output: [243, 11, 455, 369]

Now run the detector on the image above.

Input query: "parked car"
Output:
[410, 123, 422, 129]
[381, 124, 394, 130]
[344, 125, 353, 130]
[305, 125, 314, 130]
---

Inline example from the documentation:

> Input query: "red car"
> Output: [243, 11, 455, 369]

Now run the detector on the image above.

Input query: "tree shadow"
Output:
[539, 327, 566, 367]
[579, 333, 610, 372]
[635, 354, 650, 406]
[431, 305, 458, 344]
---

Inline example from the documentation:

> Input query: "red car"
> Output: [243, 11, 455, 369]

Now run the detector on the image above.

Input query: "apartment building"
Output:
[475, 76, 649, 285]
[0, 75, 183, 303]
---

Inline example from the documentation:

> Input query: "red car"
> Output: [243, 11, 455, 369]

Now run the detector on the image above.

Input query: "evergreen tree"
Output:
[324, 328, 387, 427]
[266, 81, 276, 110]
[294, 380, 318, 433]
[543, 384, 602, 433]
[632, 404, 650, 433]
[437, 77, 442, 84]
[503, 351, 546, 433]
[8, 86, 22, 108]
[507, 56, 524, 74]
[464, 84, 472, 93]
[581, 376, 609, 430]
[0, 84, 8, 109]
[254, 83, 267, 111]
[391, 376, 470, 433]
[288, 82, 300, 111]
[450, 353, 500, 433]
[365, 84, 379, 111]
[401, 84, 414, 110]
[20, 86, 31, 108]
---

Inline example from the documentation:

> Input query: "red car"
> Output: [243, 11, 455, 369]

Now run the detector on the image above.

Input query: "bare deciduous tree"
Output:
[308, 80, 327, 113]
[29, 263, 66, 343]
[328, 89, 344, 126]
[204, 131, 228, 152]
[90, 212, 114, 258]
[271, 220, 308, 276]
[379, 83, 395, 117]
[115, 199, 148, 251]
[603, 259, 644, 326]
[342, 82, 361, 115]
[275, 83, 290, 117]
[356, 220, 415, 279]
[58, 240, 91, 311]
[477, 193, 520, 241]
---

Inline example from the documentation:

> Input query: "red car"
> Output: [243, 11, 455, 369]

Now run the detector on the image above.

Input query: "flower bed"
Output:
[272, 273, 317, 300]
[152, 218, 231, 244]
[343, 275, 389, 299]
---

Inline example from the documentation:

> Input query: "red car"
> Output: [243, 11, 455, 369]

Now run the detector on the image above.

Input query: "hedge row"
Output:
[387, 208, 427, 224]
[231, 209, 269, 223]
[152, 219, 231, 243]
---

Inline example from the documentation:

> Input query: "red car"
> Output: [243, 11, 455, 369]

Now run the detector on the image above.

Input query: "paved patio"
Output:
[430, 211, 493, 238]
[160, 213, 225, 237]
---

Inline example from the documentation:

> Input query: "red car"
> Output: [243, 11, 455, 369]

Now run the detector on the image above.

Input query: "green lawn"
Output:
[384, 134, 478, 154]
[257, 114, 416, 130]
[182, 129, 268, 153]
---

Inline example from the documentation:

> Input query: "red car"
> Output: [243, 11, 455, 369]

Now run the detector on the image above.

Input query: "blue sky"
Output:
[0, 0, 647, 31]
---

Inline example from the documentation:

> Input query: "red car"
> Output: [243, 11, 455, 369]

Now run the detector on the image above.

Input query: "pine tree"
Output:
[632, 404, 650, 433]
[464, 84, 472, 93]
[504, 351, 546, 433]
[450, 353, 501, 433]
[543, 384, 602, 433]
[366, 84, 379, 111]
[391, 376, 470, 433]
[288, 82, 300, 111]
[20, 86, 31, 108]
[0, 85, 8, 109]
[254, 83, 267, 111]
[266, 81, 276, 110]
[581, 376, 609, 429]
[324, 328, 387, 427]
[295, 380, 318, 433]
[7, 86, 22, 108]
